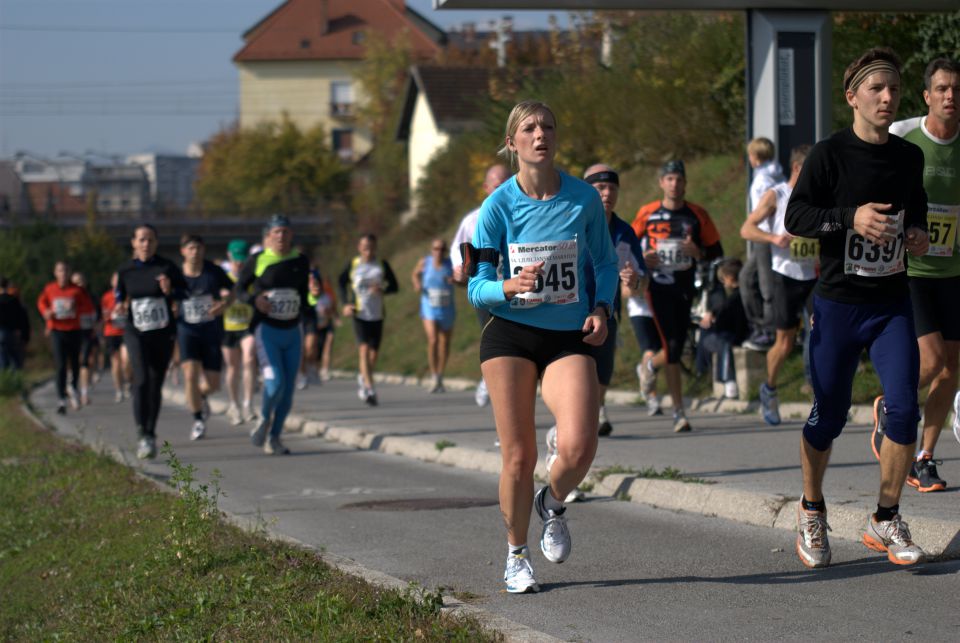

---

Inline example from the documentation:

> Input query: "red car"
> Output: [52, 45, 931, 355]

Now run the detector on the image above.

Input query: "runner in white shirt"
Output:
[450, 163, 510, 407]
[741, 145, 816, 425]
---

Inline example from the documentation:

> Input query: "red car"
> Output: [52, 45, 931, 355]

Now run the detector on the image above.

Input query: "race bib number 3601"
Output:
[131, 297, 169, 332]
[508, 238, 579, 308]
[843, 210, 905, 277]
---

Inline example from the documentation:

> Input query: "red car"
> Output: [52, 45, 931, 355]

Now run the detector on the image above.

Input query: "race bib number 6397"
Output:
[843, 210, 905, 277]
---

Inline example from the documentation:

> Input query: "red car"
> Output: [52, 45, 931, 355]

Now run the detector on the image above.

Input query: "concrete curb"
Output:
[161, 383, 957, 560]
[326, 369, 876, 424]
[19, 393, 560, 643]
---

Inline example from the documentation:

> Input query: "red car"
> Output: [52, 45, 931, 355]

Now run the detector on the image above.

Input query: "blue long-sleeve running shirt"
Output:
[468, 172, 619, 331]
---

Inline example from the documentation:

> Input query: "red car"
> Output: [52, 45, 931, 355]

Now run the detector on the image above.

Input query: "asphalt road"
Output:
[34, 381, 960, 641]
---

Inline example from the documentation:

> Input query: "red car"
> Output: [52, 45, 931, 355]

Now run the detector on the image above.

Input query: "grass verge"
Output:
[0, 397, 496, 641]
[594, 464, 711, 485]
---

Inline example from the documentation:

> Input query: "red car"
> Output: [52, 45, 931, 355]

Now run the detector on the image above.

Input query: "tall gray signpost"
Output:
[437, 1, 954, 172]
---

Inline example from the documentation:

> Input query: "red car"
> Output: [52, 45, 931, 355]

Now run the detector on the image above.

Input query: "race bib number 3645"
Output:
[508, 238, 579, 308]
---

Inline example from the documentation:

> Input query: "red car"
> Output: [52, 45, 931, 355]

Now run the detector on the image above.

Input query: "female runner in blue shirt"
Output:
[467, 100, 618, 593]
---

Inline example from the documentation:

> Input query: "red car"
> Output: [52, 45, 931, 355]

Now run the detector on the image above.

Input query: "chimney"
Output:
[319, 0, 329, 35]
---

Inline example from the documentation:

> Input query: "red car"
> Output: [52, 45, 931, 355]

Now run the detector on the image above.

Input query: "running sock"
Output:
[508, 543, 528, 556]
[801, 496, 826, 513]
[193, 411, 203, 421]
[543, 487, 565, 513]
[876, 504, 899, 522]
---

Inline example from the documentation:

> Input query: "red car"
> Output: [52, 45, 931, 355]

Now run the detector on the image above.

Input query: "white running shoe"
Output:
[68, 387, 80, 410]
[724, 380, 739, 400]
[136, 436, 156, 460]
[503, 547, 539, 594]
[565, 488, 585, 503]
[637, 358, 656, 397]
[357, 374, 367, 400]
[534, 486, 571, 563]
[264, 435, 290, 455]
[319, 369, 331, 382]
[952, 391, 960, 445]
[190, 420, 206, 441]
[226, 404, 243, 426]
[544, 425, 558, 473]
[114, 390, 124, 404]
[475, 379, 490, 407]
[646, 392, 662, 416]
[242, 402, 258, 423]
[296, 373, 308, 391]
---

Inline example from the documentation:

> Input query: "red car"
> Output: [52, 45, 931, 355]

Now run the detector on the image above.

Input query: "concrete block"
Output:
[301, 420, 327, 437]
[733, 346, 766, 401]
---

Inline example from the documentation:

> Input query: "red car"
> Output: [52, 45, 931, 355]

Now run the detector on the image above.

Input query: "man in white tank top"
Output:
[740, 145, 817, 425]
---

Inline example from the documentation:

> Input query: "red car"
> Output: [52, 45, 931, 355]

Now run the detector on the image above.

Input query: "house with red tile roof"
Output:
[233, 0, 445, 162]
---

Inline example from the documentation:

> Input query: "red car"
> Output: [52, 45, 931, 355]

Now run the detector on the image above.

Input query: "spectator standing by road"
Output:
[740, 137, 784, 352]
[0, 276, 30, 371]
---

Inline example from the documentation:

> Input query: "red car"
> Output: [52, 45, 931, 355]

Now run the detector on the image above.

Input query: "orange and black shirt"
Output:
[36, 282, 95, 332]
[631, 200, 723, 292]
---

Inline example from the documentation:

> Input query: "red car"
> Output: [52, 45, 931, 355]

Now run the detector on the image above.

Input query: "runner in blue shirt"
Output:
[466, 100, 618, 594]
[412, 238, 455, 393]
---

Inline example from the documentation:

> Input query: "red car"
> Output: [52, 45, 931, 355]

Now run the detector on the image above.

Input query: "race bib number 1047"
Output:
[508, 238, 579, 308]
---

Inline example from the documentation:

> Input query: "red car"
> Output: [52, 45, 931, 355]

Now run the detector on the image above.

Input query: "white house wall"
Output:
[408, 90, 449, 213]
[237, 60, 372, 158]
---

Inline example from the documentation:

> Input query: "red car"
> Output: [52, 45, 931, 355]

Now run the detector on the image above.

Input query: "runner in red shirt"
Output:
[101, 271, 131, 403]
[37, 260, 95, 414]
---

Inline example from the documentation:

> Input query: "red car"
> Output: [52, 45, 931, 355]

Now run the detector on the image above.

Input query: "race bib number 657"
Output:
[508, 238, 579, 308]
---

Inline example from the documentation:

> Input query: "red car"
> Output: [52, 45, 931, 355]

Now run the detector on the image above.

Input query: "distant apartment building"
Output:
[14, 154, 88, 218]
[127, 153, 201, 214]
[233, 0, 444, 162]
[0, 161, 28, 220]
[86, 164, 149, 217]
[9, 153, 150, 219]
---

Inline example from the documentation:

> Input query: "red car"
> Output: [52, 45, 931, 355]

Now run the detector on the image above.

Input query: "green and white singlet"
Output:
[891, 116, 960, 278]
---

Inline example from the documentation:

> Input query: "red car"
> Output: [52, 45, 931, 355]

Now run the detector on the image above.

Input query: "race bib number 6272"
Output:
[508, 238, 579, 308]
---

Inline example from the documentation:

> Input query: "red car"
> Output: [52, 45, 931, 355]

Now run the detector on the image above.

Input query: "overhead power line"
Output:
[0, 24, 243, 33]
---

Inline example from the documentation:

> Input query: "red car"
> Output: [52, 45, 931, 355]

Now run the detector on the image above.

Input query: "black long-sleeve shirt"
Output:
[785, 127, 927, 304]
[116, 255, 186, 336]
[234, 250, 309, 330]
[0, 293, 30, 344]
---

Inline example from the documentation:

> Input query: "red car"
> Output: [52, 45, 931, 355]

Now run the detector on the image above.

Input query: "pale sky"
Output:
[0, 0, 568, 158]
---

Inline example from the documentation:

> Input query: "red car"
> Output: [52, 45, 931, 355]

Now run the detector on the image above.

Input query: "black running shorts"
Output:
[177, 322, 224, 371]
[594, 316, 618, 387]
[479, 315, 596, 377]
[353, 318, 384, 350]
[909, 275, 960, 341]
[772, 272, 816, 331]
[221, 329, 251, 349]
[629, 315, 662, 355]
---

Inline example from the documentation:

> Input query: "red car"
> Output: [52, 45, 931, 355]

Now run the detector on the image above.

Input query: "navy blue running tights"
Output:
[803, 295, 919, 451]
